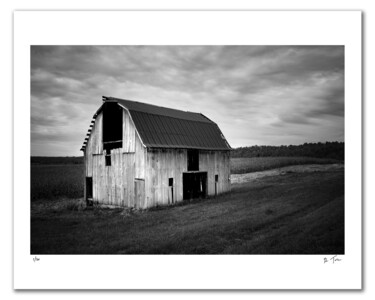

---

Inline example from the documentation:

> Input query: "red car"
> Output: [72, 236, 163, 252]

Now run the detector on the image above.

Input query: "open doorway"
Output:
[183, 172, 207, 200]
[86, 177, 93, 205]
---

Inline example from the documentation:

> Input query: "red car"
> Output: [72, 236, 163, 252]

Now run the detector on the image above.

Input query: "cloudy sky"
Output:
[31, 46, 344, 156]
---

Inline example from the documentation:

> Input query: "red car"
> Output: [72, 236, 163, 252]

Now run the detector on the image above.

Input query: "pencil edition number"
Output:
[33, 256, 40, 262]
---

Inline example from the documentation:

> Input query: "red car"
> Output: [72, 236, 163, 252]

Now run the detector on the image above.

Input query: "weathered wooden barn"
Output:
[80, 96, 231, 209]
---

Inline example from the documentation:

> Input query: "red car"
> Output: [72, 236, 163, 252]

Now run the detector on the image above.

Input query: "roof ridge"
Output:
[103, 95, 203, 116]
[104, 96, 212, 124]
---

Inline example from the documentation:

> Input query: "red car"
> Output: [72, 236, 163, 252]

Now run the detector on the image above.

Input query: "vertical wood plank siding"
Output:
[144, 149, 230, 207]
[85, 109, 230, 208]
[85, 110, 146, 207]
[123, 109, 135, 152]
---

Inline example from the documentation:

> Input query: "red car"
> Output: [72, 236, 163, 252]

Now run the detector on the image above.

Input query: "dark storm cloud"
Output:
[31, 45, 344, 156]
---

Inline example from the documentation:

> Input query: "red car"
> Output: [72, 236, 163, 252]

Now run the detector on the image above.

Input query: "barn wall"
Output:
[199, 150, 231, 196]
[144, 149, 231, 208]
[123, 109, 136, 153]
[84, 109, 146, 207]
[145, 149, 187, 208]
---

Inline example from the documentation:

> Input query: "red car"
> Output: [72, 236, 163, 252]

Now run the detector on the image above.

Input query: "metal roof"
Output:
[113, 97, 212, 123]
[81, 96, 231, 151]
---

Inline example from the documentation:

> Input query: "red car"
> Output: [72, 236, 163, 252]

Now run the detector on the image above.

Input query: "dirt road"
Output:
[231, 163, 344, 184]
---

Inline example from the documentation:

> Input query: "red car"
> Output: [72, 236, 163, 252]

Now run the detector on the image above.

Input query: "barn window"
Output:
[105, 149, 111, 166]
[169, 178, 173, 186]
[215, 174, 219, 182]
[187, 149, 199, 171]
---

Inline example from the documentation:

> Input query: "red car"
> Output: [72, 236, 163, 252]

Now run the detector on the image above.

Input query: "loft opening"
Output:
[103, 102, 123, 152]
[187, 149, 199, 171]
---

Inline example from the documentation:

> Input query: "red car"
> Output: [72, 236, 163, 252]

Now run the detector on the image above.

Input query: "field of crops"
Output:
[31, 164, 84, 201]
[230, 156, 340, 174]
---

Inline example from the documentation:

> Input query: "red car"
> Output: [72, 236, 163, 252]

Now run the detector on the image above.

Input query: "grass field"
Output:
[230, 157, 340, 174]
[31, 164, 84, 201]
[31, 169, 344, 254]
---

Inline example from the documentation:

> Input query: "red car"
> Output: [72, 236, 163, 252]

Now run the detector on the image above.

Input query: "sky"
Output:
[31, 46, 344, 156]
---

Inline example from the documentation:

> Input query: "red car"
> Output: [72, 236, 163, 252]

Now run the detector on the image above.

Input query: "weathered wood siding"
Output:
[84, 109, 146, 207]
[144, 149, 230, 207]
[200, 150, 231, 196]
[145, 149, 187, 207]
[123, 109, 135, 153]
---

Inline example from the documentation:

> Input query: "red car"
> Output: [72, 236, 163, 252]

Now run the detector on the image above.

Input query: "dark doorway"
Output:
[183, 172, 207, 200]
[86, 177, 93, 202]
[215, 174, 218, 196]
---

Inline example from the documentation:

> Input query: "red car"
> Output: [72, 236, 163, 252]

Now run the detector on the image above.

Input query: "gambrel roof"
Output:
[81, 96, 231, 151]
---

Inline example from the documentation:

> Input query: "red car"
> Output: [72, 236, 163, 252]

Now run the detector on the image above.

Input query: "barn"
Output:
[80, 96, 231, 209]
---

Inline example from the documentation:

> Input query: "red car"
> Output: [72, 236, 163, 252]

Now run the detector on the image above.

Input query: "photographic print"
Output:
[15, 11, 361, 289]
[30, 45, 345, 255]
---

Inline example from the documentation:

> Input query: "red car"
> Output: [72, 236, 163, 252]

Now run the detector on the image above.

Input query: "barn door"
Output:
[134, 179, 145, 208]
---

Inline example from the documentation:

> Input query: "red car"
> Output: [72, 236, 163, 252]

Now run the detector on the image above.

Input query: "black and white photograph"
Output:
[30, 45, 345, 255]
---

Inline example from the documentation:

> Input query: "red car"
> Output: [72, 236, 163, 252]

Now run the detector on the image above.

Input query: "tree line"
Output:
[31, 141, 344, 164]
[31, 156, 83, 165]
[231, 141, 344, 161]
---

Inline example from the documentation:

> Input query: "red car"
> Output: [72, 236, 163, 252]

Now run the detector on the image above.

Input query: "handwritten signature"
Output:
[33, 256, 40, 262]
[324, 255, 342, 264]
